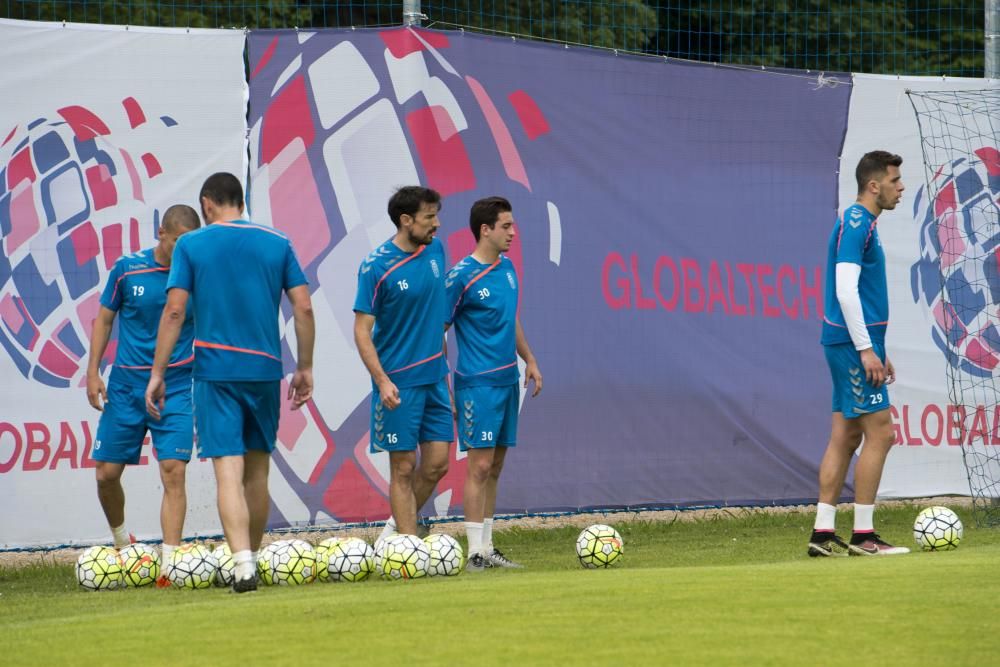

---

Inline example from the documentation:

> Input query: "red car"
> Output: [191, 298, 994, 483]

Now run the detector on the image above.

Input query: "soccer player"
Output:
[145, 173, 315, 593]
[86, 204, 200, 581]
[353, 186, 452, 540]
[809, 150, 909, 557]
[446, 197, 542, 570]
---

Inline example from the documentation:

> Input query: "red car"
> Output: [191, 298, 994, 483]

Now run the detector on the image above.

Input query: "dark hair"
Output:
[469, 196, 512, 241]
[161, 204, 201, 232]
[856, 151, 902, 194]
[387, 186, 441, 228]
[199, 172, 244, 208]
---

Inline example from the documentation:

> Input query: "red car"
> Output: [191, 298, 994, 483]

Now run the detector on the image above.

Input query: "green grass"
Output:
[3, 505, 999, 666]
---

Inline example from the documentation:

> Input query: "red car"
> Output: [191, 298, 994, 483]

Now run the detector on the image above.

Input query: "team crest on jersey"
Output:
[430, 259, 441, 278]
[506, 271, 517, 289]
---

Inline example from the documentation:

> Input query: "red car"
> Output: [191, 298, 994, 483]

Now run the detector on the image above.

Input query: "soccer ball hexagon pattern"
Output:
[270, 539, 318, 585]
[913, 506, 964, 551]
[424, 533, 464, 577]
[576, 524, 624, 569]
[212, 543, 236, 587]
[327, 537, 376, 582]
[379, 534, 429, 580]
[75, 545, 125, 591]
[119, 543, 160, 587]
[169, 543, 218, 589]
[314, 537, 343, 583]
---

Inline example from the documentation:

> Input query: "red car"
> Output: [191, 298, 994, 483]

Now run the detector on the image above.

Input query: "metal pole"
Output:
[403, 0, 425, 26]
[988, 0, 1000, 79]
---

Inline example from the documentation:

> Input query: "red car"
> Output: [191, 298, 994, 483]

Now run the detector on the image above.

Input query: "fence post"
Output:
[989, 0, 1000, 78]
[403, 0, 424, 26]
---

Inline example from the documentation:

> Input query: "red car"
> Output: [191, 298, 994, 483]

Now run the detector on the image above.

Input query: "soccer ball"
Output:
[270, 539, 318, 585]
[119, 543, 160, 587]
[257, 541, 286, 585]
[379, 534, 430, 580]
[327, 537, 376, 582]
[75, 545, 125, 591]
[424, 533, 464, 577]
[576, 524, 624, 568]
[373, 535, 390, 573]
[913, 506, 964, 551]
[314, 537, 343, 583]
[169, 543, 218, 589]
[212, 543, 235, 587]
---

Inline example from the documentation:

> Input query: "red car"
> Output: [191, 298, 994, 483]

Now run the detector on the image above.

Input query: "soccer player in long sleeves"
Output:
[87, 205, 200, 581]
[809, 150, 909, 557]
[354, 186, 452, 540]
[446, 197, 542, 570]
[145, 173, 315, 593]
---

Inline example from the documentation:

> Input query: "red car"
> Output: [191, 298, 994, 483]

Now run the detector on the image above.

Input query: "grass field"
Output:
[3, 504, 998, 666]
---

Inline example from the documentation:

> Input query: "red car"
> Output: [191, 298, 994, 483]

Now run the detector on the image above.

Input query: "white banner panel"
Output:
[0, 19, 247, 547]
[840, 74, 999, 498]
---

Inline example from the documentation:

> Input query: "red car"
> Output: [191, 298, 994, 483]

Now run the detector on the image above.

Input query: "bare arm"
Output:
[286, 285, 315, 409]
[85, 306, 117, 411]
[145, 288, 188, 418]
[516, 317, 543, 397]
[354, 311, 400, 409]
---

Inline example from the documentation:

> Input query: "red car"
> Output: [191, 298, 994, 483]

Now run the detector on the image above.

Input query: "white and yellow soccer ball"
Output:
[913, 506, 964, 551]
[76, 545, 125, 591]
[270, 539, 317, 585]
[576, 524, 624, 568]
[380, 534, 429, 580]
[314, 537, 343, 583]
[212, 543, 236, 587]
[327, 537, 376, 582]
[257, 541, 286, 585]
[119, 543, 160, 587]
[169, 543, 218, 589]
[424, 533, 464, 576]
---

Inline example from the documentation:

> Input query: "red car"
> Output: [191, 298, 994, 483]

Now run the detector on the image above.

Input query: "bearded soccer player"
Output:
[87, 205, 200, 584]
[809, 150, 909, 557]
[354, 186, 452, 540]
[446, 196, 542, 570]
[146, 173, 315, 592]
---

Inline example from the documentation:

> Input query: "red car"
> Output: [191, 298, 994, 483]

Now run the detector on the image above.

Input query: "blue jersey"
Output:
[167, 220, 308, 381]
[353, 237, 448, 389]
[446, 255, 520, 389]
[99, 248, 194, 390]
[821, 203, 888, 346]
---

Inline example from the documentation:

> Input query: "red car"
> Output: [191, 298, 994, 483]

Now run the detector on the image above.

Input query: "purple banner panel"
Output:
[247, 27, 852, 525]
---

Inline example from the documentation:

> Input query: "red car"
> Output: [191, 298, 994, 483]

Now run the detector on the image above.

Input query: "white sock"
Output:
[465, 522, 484, 556]
[251, 550, 258, 567]
[111, 523, 131, 548]
[483, 517, 495, 552]
[854, 504, 875, 533]
[378, 516, 397, 542]
[161, 544, 177, 571]
[813, 503, 837, 532]
[234, 550, 254, 580]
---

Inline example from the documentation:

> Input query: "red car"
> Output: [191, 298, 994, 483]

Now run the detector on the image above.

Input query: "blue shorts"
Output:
[193, 380, 280, 458]
[825, 342, 891, 419]
[456, 383, 519, 451]
[371, 378, 454, 453]
[94, 381, 193, 463]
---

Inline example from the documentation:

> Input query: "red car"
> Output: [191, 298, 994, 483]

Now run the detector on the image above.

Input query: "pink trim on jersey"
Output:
[835, 217, 846, 254]
[386, 350, 444, 375]
[212, 221, 288, 239]
[109, 266, 168, 304]
[194, 340, 281, 362]
[863, 219, 878, 248]
[371, 244, 426, 310]
[450, 257, 502, 322]
[455, 360, 517, 377]
[824, 317, 888, 329]
[116, 354, 195, 371]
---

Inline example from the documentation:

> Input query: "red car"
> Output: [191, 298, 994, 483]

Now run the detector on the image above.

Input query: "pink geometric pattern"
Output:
[277, 378, 309, 452]
[269, 142, 329, 267]
[54, 320, 82, 361]
[39, 341, 77, 378]
[85, 164, 117, 211]
[251, 36, 279, 79]
[7, 147, 36, 188]
[140, 153, 162, 178]
[0, 293, 25, 332]
[934, 181, 956, 217]
[322, 458, 391, 523]
[69, 222, 99, 266]
[465, 76, 531, 192]
[76, 293, 102, 340]
[508, 90, 550, 140]
[965, 337, 999, 371]
[976, 147, 1000, 176]
[122, 97, 146, 129]
[101, 223, 123, 270]
[119, 149, 144, 203]
[937, 212, 964, 272]
[129, 218, 141, 253]
[261, 76, 315, 166]
[406, 106, 476, 197]
[379, 28, 450, 59]
[7, 185, 41, 254]
[57, 105, 111, 141]
[2, 125, 16, 147]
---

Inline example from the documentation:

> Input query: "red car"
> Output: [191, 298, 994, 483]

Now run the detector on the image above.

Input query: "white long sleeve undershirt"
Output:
[835, 262, 872, 351]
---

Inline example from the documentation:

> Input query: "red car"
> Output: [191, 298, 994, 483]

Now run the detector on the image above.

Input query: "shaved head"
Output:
[161, 204, 201, 233]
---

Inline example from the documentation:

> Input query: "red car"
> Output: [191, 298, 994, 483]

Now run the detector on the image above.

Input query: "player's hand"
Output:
[886, 357, 896, 385]
[86, 373, 108, 411]
[288, 368, 314, 410]
[378, 379, 401, 410]
[860, 348, 887, 388]
[145, 375, 166, 420]
[524, 362, 543, 397]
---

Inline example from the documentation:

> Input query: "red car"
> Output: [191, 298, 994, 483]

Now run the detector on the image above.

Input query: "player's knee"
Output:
[159, 460, 186, 491]
[95, 463, 122, 485]
[468, 459, 491, 483]
[391, 459, 417, 481]
[421, 458, 449, 482]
